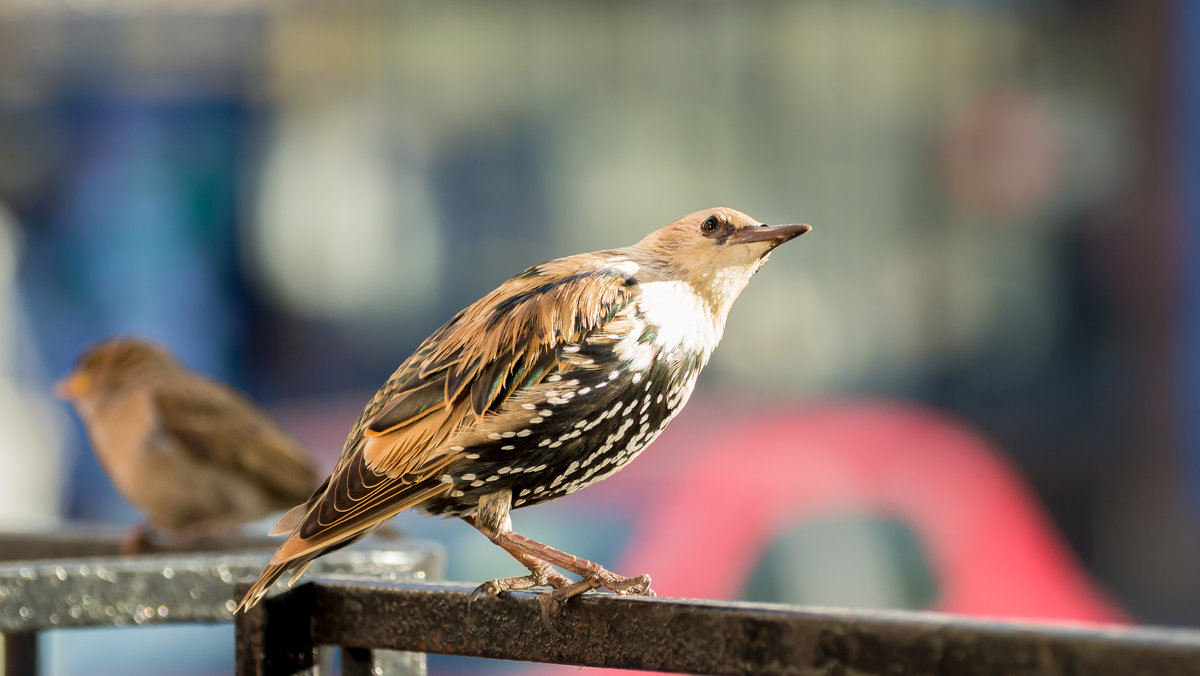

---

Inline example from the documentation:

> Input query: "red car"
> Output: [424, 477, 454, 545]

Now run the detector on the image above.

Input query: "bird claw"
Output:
[469, 580, 504, 605]
[469, 573, 576, 636]
[537, 593, 567, 637]
[587, 571, 654, 597]
[603, 573, 653, 596]
[530, 571, 654, 633]
[470, 568, 572, 605]
[541, 571, 653, 607]
[467, 568, 656, 641]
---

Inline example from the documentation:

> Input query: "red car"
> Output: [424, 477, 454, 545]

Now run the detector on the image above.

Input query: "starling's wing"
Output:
[151, 378, 319, 505]
[238, 259, 637, 610]
[360, 265, 638, 468]
[289, 261, 637, 545]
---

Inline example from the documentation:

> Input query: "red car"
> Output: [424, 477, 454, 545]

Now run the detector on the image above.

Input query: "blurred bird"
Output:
[57, 338, 320, 553]
[238, 207, 810, 612]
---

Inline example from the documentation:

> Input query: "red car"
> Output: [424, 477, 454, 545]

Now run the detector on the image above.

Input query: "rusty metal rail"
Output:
[235, 577, 1200, 675]
[1, 529, 287, 676]
[0, 531, 439, 676]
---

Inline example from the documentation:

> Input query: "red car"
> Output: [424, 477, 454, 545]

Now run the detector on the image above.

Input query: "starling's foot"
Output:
[491, 529, 654, 595]
[469, 569, 572, 604]
[532, 571, 652, 622]
[549, 571, 654, 602]
[599, 572, 654, 596]
[535, 572, 654, 629]
[536, 576, 598, 628]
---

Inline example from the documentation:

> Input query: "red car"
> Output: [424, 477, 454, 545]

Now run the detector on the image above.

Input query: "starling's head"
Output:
[56, 338, 179, 410]
[632, 207, 810, 316]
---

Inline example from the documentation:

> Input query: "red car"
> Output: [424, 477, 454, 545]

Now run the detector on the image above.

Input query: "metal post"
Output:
[3, 632, 37, 676]
[1182, 0, 1200, 515]
[234, 583, 317, 676]
[341, 647, 426, 676]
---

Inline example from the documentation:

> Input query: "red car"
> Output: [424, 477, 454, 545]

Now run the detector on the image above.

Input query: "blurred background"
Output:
[0, 0, 1196, 673]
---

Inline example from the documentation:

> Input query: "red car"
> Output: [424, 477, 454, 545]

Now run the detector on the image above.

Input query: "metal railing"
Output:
[0, 531, 441, 676]
[6, 530, 1200, 676]
[236, 577, 1200, 676]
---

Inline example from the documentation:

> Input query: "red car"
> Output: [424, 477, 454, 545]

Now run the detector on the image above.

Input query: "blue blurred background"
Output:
[0, 0, 1197, 673]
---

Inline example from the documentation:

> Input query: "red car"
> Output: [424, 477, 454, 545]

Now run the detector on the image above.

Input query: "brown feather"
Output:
[152, 380, 317, 505]
[60, 338, 321, 534]
[240, 207, 812, 612]
[363, 378, 446, 437]
[354, 261, 635, 478]
[250, 261, 638, 593]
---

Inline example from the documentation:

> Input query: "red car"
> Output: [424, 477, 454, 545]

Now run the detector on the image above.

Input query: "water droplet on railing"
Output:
[18, 567, 34, 580]
[69, 607, 82, 619]
[157, 605, 169, 618]
[49, 613, 60, 625]
[55, 566, 68, 581]
[133, 605, 151, 624]
[162, 567, 175, 580]
[18, 606, 31, 619]
[216, 564, 233, 583]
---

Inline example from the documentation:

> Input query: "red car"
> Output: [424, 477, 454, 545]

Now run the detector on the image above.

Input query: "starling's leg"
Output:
[469, 554, 570, 601]
[466, 491, 651, 603]
[464, 510, 570, 601]
[498, 531, 654, 597]
[468, 538, 572, 599]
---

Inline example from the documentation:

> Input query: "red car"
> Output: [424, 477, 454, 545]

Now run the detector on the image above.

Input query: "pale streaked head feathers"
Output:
[628, 207, 810, 319]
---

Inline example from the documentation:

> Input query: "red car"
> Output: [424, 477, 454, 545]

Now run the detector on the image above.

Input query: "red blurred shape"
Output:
[621, 401, 1126, 624]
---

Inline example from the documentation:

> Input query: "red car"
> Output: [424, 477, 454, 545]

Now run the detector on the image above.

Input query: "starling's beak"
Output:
[55, 372, 90, 400]
[730, 223, 811, 247]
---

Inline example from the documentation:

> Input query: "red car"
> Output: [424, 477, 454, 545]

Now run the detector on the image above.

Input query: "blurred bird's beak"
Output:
[730, 223, 811, 246]
[55, 372, 90, 400]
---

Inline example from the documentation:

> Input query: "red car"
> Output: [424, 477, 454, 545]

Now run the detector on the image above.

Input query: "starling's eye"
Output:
[700, 216, 720, 234]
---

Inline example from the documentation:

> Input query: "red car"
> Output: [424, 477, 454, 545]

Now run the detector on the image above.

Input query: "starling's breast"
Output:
[420, 320, 707, 517]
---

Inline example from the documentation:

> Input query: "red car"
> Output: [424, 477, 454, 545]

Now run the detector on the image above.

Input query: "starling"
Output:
[238, 207, 809, 610]
[57, 338, 320, 552]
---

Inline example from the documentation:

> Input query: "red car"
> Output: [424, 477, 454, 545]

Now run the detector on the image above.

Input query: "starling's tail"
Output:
[237, 471, 452, 612]
[267, 503, 308, 536]
[235, 558, 306, 613]
[236, 534, 365, 613]
[235, 518, 391, 612]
